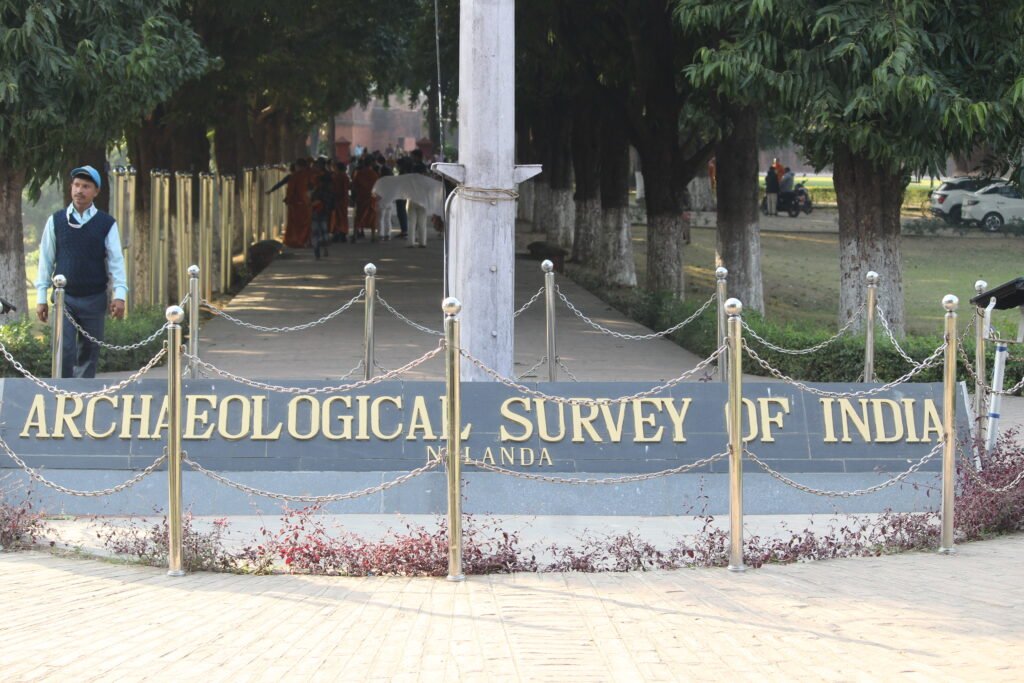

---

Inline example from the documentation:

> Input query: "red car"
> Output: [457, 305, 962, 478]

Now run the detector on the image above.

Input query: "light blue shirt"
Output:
[35, 203, 128, 304]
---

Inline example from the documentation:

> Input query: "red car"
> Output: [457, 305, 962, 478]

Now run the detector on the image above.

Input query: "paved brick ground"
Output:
[2, 534, 1021, 681]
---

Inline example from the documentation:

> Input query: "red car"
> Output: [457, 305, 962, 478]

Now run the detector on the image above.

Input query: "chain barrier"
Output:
[466, 450, 728, 485]
[182, 342, 443, 395]
[339, 359, 365, 380]
[376, 295, 443, 336]
[743, 340, 945, 399]
[741, 303, 864, 356]
[514, 286, 545, 318]
[183, 455, 439, 502]
[515, 356, 547, 381]
[0, 433, 167, 496]
[873, 306, 918, 365]
[460, 343, 727, 406]
[64, 309, 169, 352]
[200, 290, 364, 333]
[0, 339, 167, 398]
[958, 342, 1024, 396]
[557, 287, 716, 340]
[555, 356, 579, 382]
[745, 441, 944, 497]
[958, 447, 1024, 493]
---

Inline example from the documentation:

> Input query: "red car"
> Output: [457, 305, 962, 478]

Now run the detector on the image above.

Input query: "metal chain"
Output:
[741, 303, 864, 356]
[376, 295, 443, 336]
[743, 340, 945, 398]
[0, 434, 167, 497]
[557, 286, 716, 340]
[339, 359, 364, 380]
[373, 359, 391, 374]
[459, 343, 727, 406]
[0, 339, 167, 398]
[958, 447, 1024, 493]
[555, 356, 579, 382]
[744, 441, 944, 498]
[465, 450, 728, 485]
[200, 290, 364, 333]
[515, 356, 547, 381]
[183, 455, 438, 502]
[181, 342, 443, 395]
[514, 287, 545, 318]
[873, 306, 918, 365]
[957, 342, 1024, 396]
[63, 308, 168, 352]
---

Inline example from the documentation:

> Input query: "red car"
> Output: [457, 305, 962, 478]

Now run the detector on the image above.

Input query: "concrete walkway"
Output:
[193, 232, 707, 382]
[2, 535, 1022, 681]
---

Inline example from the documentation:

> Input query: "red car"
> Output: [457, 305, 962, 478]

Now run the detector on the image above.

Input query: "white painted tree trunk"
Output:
[572, 197, 601, 265]
[687, 175, 716, 212]
[601, 208, 637, 287]
[549, 187, 575, 250]
[0, 167, 28, 320]
[533, 180, 552, 236]
[516, 178, 535, 228]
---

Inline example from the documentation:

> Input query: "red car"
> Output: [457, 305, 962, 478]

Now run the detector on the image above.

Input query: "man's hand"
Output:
[110, 299, 126, 320]
[36, 303, 49, 323]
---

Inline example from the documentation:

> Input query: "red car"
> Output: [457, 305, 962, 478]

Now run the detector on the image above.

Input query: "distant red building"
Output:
[335, 95, 425, 162]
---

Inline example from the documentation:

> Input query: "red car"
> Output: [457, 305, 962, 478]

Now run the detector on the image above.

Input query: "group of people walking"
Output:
[277, 148, 432, 259]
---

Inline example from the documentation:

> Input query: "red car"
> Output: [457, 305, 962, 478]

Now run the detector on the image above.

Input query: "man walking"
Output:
[35, 165, 127, 378]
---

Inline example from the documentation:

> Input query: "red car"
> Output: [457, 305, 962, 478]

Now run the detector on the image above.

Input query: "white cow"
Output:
[372, 174, 445, 246]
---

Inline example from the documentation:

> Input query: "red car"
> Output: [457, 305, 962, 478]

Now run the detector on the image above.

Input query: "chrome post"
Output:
[974, 280, 988, 448]
[363, 263, 377, 380]
[542, 259, 557, 381]
[187, 265, 200, 379]
[716, 267, 728, 382]
[726, 297, 746, 572]
[939, 294, 958, 554]
[50, 274, 66, 379]
[165, 305, 185, 576]
[443, 296, 465, 582]
[864, 271, 879, 382]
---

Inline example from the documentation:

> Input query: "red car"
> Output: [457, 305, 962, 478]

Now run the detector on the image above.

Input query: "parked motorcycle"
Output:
[0, 296, 17, 314]
[761, 182, 814, 217]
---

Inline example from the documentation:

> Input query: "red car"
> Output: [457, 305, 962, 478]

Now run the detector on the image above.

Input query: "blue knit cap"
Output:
[70, 165, 102, 189]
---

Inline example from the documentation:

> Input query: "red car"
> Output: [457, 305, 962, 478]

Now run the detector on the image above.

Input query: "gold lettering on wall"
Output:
[52, 396, 84, 439]
[371, 396, 403, 440]
[252, 396, 283, 440]
[119, 395, 153, 439]
[20, 395, 50, 438]
[217, 395, 251, 441]
[321, 396, 353, 440]
[85, 396, 117, 439]
[287, 396, 319, 440]
[184, 395, 217, 440]
[499, 398, 533, 441]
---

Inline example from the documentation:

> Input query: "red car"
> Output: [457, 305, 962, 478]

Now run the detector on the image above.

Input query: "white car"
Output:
[929, 177, 1001, 224]
[961, 183, 1024, 232]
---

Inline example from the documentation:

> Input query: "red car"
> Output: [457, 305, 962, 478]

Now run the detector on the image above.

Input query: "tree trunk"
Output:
[636, 144, 686, 296]
[571, 104, 601, 264]
[715, 105, 764, 313]
[833, 146, 906, 335]
[542, 106, 574, 248]
[687, 174, 715, 212]
[0, 165, 28, 319]
[599, 107, 637, 288]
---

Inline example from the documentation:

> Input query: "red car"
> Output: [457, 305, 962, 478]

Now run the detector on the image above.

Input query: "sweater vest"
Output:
[53, 209, 115, 297]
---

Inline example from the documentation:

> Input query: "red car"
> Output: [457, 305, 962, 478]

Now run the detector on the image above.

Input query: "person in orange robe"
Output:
[352, 157, 380, 241]
[330, 161, 350, 238]
[283, 158, 313, 248]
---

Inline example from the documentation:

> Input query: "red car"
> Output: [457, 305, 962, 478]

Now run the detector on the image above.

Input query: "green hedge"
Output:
[567, 269, 1020, 387]
[0, 307, 168, 378]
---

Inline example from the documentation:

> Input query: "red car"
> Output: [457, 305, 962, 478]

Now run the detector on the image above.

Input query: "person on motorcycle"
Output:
[780, 167, 795, 206]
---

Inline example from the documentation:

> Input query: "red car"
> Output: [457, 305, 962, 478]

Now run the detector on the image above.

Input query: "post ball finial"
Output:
[364, 263, 377, 277]
[541, 260, 554, 273]
[52, 274, 67, 288]
[866, 271, 879, 285]
[975, 280, 988, 293]
[943, 294, 958, 312]
[188, 265, 200, 277]
[715, 266, 728, 280]
[442, 297, 462, 316]
[166, 305, 185, 324]
[724, 298, 743, 316]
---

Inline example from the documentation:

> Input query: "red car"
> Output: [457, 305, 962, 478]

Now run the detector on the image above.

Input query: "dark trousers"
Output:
[395, 200, 408, 235]
[61, 291, 107, 379]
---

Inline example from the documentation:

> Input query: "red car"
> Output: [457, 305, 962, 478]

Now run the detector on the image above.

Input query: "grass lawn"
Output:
[632, 225, 1024, 336]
